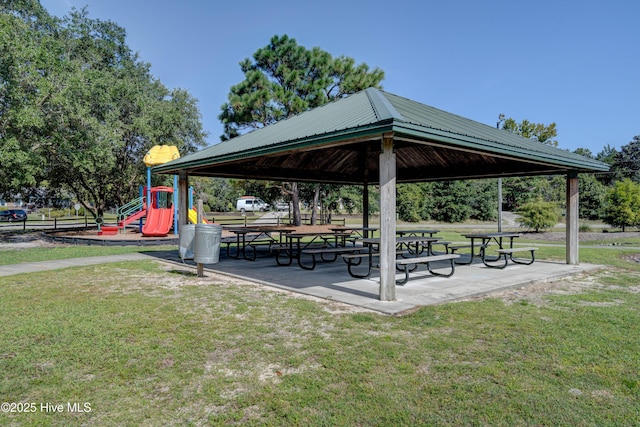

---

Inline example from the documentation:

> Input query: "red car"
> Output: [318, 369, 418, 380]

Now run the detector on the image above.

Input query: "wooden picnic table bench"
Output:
[343, 236, 443, 279]
[481, 246, 538, 269]
[342, 251, 460, 282]
[395, 253, 460, 284]
[244, 239, 280, 261]
[299, 245, 365, 270]
[342, 250, 410, 279]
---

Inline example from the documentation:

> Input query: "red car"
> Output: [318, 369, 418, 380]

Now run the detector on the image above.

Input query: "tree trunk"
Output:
[281, 181, 302, 226]
[311, 184, 320, 225]
[291, 182, 301, 226]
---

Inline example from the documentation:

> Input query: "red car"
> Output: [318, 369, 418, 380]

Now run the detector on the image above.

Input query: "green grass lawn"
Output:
[0, 233, 639, 425]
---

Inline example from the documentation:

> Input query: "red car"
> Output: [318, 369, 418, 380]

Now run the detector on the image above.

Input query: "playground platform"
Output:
[44, 228, 179, 246]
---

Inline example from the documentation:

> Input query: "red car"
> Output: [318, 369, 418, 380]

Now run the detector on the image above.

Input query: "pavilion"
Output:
[154, 88, 609, 301]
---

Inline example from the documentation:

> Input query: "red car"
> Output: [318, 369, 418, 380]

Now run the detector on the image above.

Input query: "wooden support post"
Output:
[363, 143, 370, 231]
[178, 171, 189, 226]
[363, 183, 369, 230]
[196, 199, 203, 224]
[379, 134, 396, 301]
[566, 172, 579, 265]
[196, 198, 204, 277]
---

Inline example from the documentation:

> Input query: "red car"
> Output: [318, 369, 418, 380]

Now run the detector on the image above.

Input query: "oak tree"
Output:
[0, 3, 207, 217]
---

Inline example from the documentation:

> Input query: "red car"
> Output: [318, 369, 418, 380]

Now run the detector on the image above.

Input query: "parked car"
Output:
[236, 197, 269, 213]
[0, 209, 28, 222]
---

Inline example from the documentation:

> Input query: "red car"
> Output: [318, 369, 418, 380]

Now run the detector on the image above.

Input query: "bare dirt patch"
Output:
[461, 273, 604, 306]
[0, 231, 61, 250]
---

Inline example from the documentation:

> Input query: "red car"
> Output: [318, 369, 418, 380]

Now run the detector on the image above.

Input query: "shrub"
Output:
[46, 209, 69, 219]
[397, 184, 424, 222]
[579, 224, 592, 232]
[603, 178, 640, 232]
[516, 199, 559, 232]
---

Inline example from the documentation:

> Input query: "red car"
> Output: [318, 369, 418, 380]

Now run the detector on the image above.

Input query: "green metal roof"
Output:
[154, 88, 608, 183]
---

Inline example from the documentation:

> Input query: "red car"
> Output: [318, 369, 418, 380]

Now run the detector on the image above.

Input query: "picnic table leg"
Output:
[245, 239, 269, 261]
[274, 249, 293, 266]
[245, 243, 257, 261]
[396, 251, 418, 272]
[298, 252, 317, 270]
[320, 251, 339, 262]
[345, 246, 373, 279]
[481, 246, 508, 269]
[396, 264, 410, 285]
[509, 250, 536, 265]
[427, 241, 434, 256]
[274, 238, 293, 266]
[295, 239, 309, 269]
[426, 258, 457, 277]
[227, 234, 241, 259]
[452, 238, 475, 265]
[224, 241, 233, 258]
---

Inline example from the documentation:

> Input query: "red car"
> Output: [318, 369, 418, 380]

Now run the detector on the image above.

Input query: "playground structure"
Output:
[98, 145, 206, 237]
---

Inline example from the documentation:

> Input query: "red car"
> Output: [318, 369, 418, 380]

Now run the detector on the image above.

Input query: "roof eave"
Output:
[153, 120, 396, 174]
[392, 123, 610, 172]
[154, 114, 609, 175]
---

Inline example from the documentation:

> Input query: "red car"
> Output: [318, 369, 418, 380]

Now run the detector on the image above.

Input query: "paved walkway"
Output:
[0, 253, 152, 277]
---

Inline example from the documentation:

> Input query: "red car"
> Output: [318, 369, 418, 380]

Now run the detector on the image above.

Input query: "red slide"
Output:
[118, 208, 147, 228]
[142, 205, 174, 237]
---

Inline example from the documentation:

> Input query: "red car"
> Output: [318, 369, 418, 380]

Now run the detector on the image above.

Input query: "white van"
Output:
[236, 196, 269, 213]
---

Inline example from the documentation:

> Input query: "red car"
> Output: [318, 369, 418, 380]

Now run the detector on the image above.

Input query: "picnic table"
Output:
[451, 232, 537, 268]
[225, 226, 294, 260]
[396, 228, 440, 237]
[273, 230, 360, 270]
[330, 226, 378, 239]
[343, 236, 444, 279]
[363, 235, 442, 255]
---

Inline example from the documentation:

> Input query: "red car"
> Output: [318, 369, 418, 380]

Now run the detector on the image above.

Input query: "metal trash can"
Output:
[179, 224, 196, 260]
[194, 224, 222, 264]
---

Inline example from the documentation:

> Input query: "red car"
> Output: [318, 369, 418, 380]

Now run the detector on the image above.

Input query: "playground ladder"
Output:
[117, 196, 144, 225]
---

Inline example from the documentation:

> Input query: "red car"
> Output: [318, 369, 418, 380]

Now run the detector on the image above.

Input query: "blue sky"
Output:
[40, 0, 638, 155]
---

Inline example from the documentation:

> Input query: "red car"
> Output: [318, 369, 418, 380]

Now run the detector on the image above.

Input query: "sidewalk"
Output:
[0, 253, 152, 277]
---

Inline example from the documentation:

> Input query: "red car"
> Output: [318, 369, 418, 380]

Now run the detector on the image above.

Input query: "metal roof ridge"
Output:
[365, 88, 404, 121]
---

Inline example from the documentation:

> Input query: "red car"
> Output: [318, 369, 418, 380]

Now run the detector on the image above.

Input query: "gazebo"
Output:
[154, 88, 609, 301]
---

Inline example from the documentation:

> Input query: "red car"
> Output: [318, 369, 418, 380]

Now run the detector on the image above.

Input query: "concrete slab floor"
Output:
[175, 251, 602, 315]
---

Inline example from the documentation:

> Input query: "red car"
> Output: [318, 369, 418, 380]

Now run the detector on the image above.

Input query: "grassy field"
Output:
[0, 230, 639, 426]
